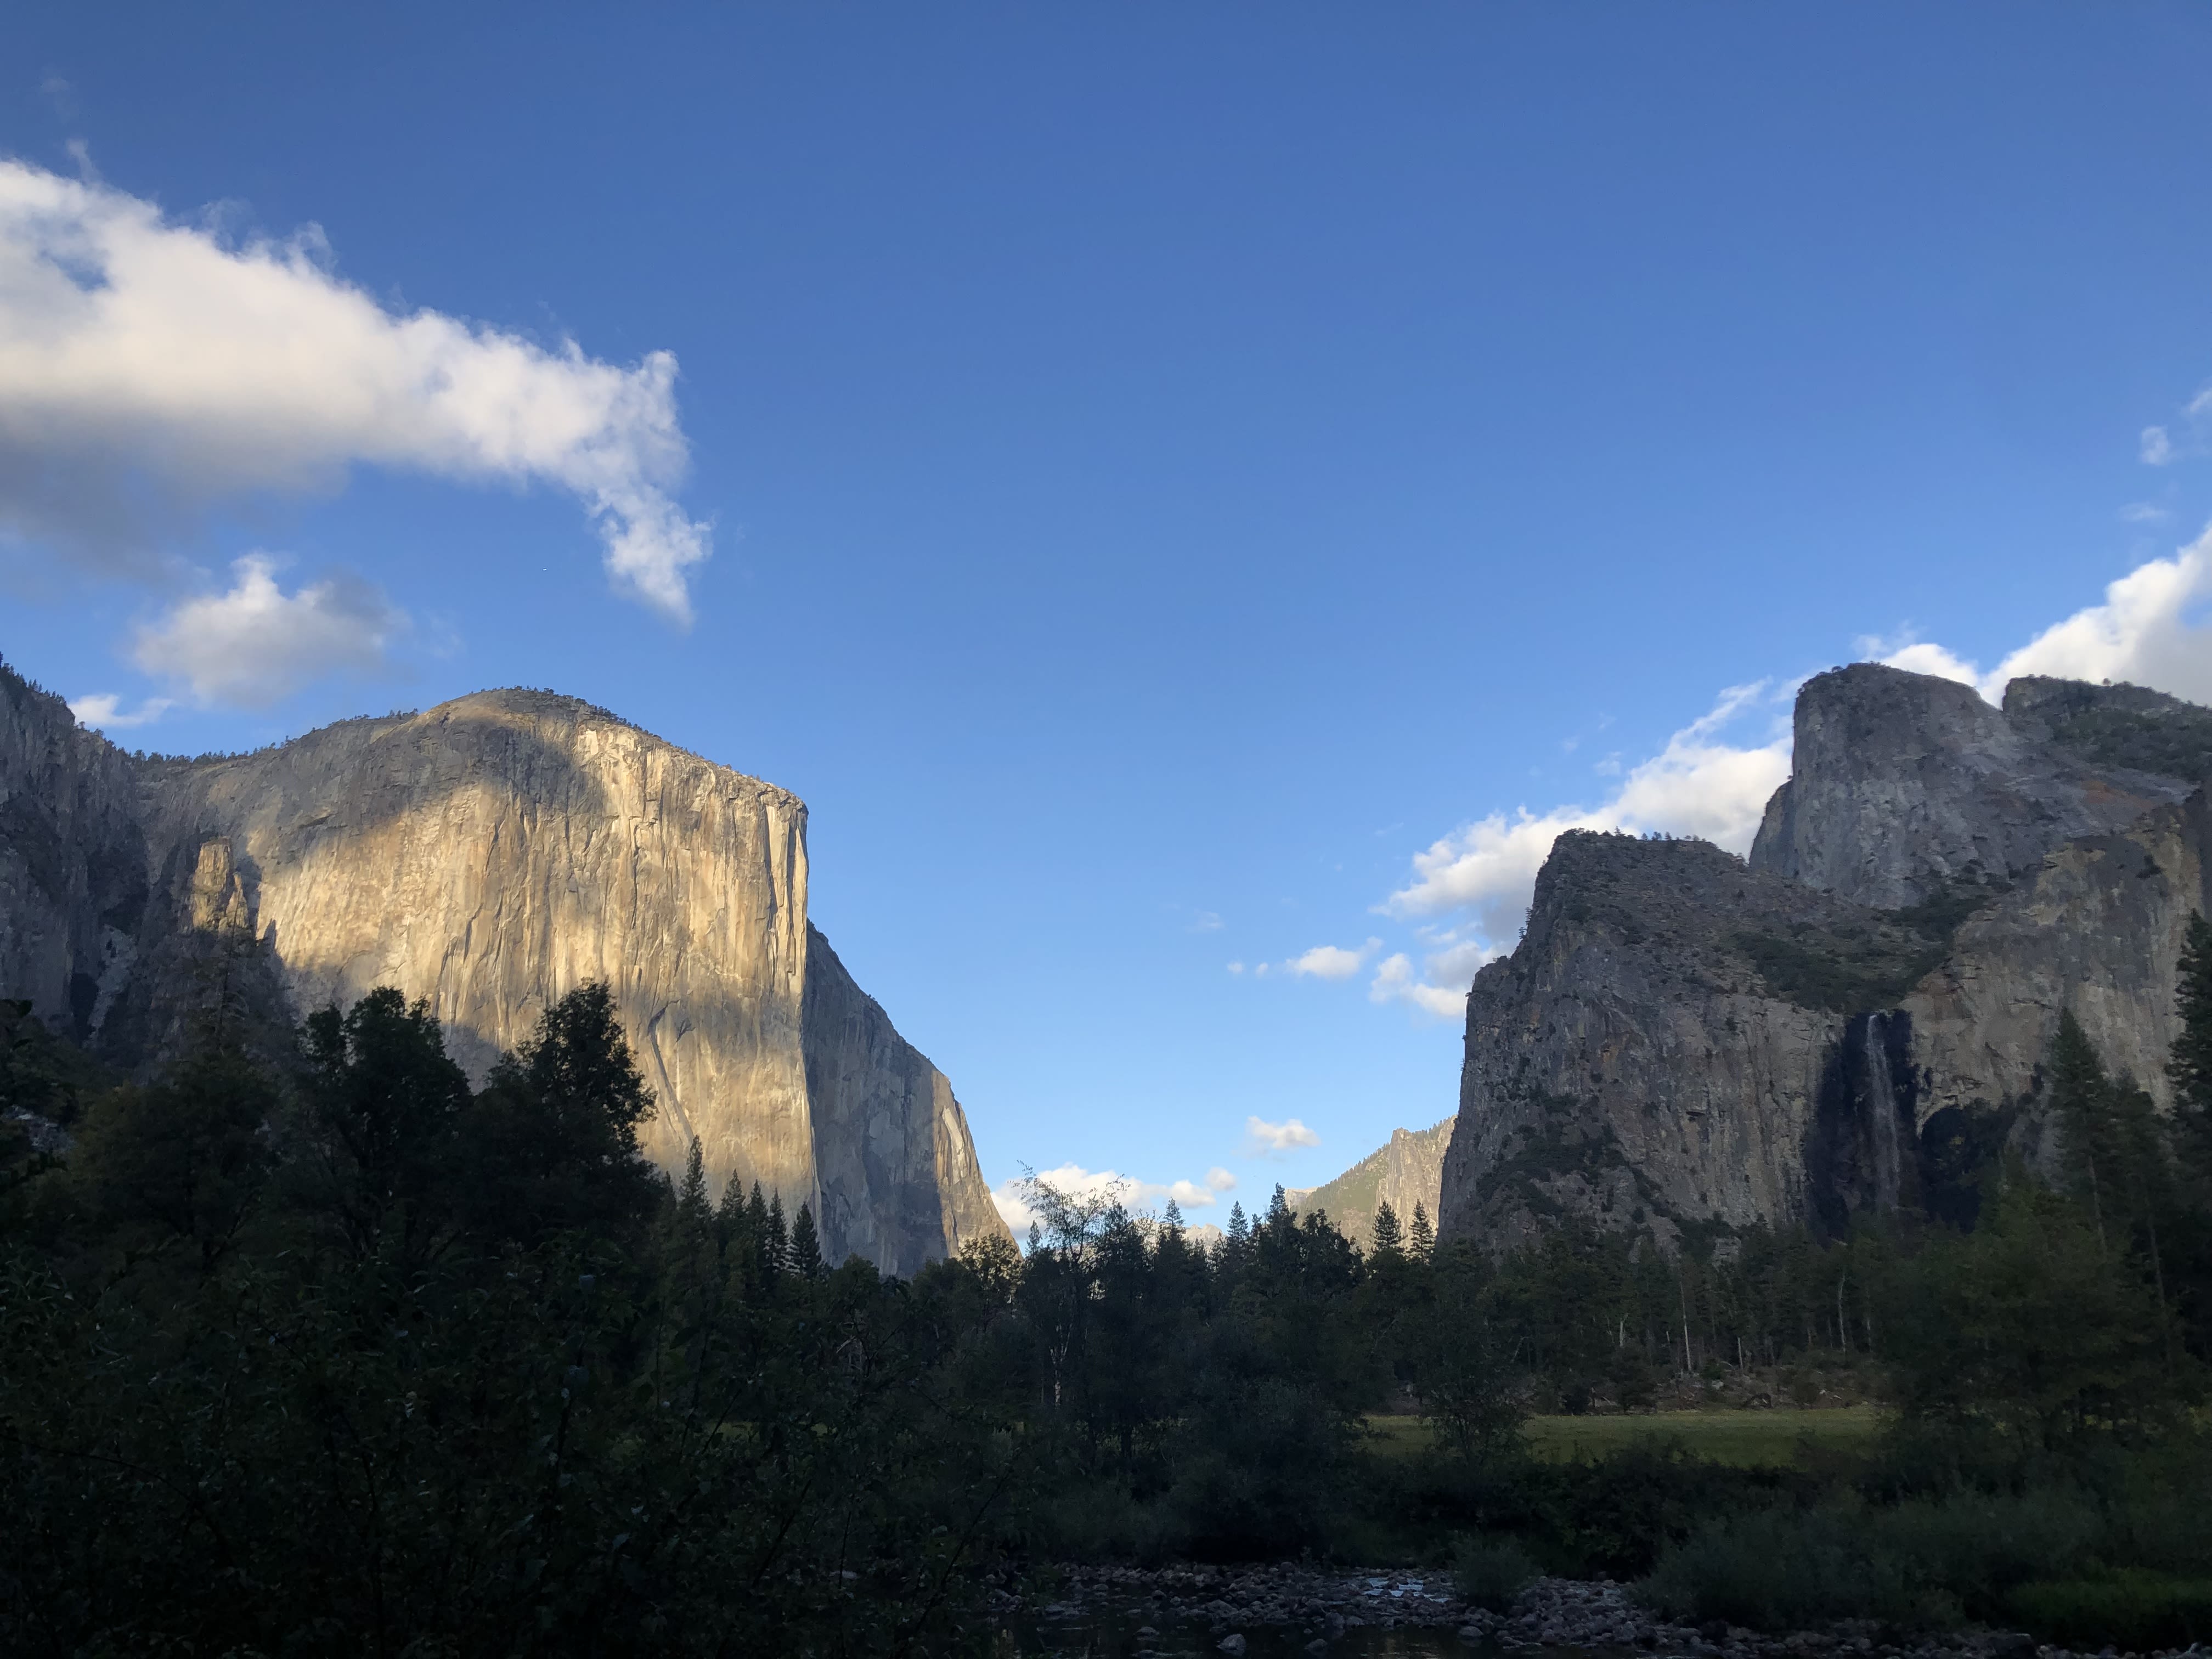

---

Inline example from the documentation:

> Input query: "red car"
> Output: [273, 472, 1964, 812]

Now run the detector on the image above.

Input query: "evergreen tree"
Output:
[1409, 1201, 1435, 1257]
[1225, 1200, 1249, 1243]
[1371, 1198, 1403, 1256]
[70, 1049, 277, 1275]
[294, 987, 472, 1267]
[2050, 1010, 2119, 1248]
[713, 1164, 748, 1248]
[2172, 911, 2212, 1177]
[459, 983, 661, 1249]
[789, 1201, 825, 1278]
[675, 1135, 710, 1228]
[765, 1191, 789, 1277]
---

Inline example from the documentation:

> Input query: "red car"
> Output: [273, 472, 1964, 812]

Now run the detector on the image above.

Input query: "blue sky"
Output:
[5, 4, 2212, 1224]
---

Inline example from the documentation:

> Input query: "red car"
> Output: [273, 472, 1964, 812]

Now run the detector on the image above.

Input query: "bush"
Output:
[1454, 1537, 1539, 1611]
[2006, 1572, 2212, 1651]
[1641, 1489, 2110, 1633]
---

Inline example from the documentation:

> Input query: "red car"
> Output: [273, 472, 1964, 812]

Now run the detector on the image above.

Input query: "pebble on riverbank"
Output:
[1013, 1565, 2211, 1659]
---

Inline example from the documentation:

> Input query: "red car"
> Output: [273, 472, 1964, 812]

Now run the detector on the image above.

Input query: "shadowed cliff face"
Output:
[0, 661, 1010, 1274]
[1441, 666, 2212, 1250]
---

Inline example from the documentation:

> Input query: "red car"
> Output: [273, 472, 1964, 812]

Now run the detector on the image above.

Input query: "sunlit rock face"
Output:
[0, 662, 1009, 1275]
[1438, 665, 2212, 1250]
[1289, 1120, 1453, 1251]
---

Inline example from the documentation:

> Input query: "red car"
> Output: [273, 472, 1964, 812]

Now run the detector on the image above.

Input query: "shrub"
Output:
[1454, 1537, 1539, 1611]
[2005, 1572, 2212, 1651]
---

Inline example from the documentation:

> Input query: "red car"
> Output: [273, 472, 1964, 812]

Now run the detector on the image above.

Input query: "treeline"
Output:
[0, 986, 1023, 1656]
[0, 915, 2208, 1651]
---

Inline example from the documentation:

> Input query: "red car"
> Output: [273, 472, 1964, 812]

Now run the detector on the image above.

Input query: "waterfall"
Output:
[1864, 1012, 1903, 1211]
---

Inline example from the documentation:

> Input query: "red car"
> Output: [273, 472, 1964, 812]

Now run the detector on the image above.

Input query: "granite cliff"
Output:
[0, 661, 1008, 1274]
[1438, 664, 2212, 1249]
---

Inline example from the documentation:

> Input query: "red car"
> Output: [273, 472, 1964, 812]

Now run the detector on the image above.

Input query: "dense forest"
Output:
[2, 916, 2211, 1655]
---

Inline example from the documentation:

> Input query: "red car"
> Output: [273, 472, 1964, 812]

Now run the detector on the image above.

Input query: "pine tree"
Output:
[1371, 1198, 1403, 1256]
[1226, 1200, 1249, 1243]
[789, 1201, 825, 1279]
[1409, 1201, 1435, 1256]
[764, 1191, 789, 1277]
[1160, 1197, 1184, 1238]
[675, 1136, 709, 1228]
[2171, 911, 2212, 1177]
[2050, 1010, 2119, 1248]
[713, 1167, 748, 1250]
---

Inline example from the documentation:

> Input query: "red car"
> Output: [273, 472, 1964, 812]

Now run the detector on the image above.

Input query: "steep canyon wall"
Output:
[0, 663, 1008, 1274]
[1438, 664, 2212, 1248]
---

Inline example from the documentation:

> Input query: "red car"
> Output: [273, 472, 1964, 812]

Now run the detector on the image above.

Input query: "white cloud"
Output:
[1875, 529, 2212, 708]
[1245, 1115, 1321, 1155]
[1286, 938, 1381, 979]
[1385, 682, 1791, 932]
[1368, 952, 1470, 1018]
[0, 159, 709, 622]
[1225, 961, 1245, 975]
[2121, 503, 2170, 525]
[68, 691, 173, 730]
[1189, 910, 1223, 933]
[1365, 683, 1791, 1013]
[990, 1161, 1235, 1234]
[128, 554, 408, 709]
[1368, 533, 2212, 1020]
[2142, 426, 2175, 466]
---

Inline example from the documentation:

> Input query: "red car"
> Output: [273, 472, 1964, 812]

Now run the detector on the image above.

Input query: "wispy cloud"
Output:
[1384, 682, 1791, 930]
[1245, 1115, 1321, 1155]
[1189, 910, 1223, 933]
[2142, 426, 2175, 466]
[0, 158, 710, 622]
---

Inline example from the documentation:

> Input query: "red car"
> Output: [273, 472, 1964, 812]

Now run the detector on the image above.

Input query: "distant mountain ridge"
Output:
[1436, 665, 2212, 1250]
[0, 660, 1010, 1274]
[1288, 1118, 1452, 1249]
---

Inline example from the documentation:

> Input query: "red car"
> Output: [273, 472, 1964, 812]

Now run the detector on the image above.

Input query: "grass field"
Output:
[1366, 1406, 1884, 1469]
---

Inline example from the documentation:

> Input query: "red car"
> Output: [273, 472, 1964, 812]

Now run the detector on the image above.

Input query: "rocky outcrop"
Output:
[1748, 664, 2196, 909]
[802, 924, 1006, 1271]
[0, 660, 1009, 1274]
[1288, 1120, 1452, 1250]
[1441, 665, 2212, 1248]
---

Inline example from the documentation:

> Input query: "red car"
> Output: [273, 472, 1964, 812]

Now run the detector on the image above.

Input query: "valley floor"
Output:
[1365, 1406, 1885, 1470]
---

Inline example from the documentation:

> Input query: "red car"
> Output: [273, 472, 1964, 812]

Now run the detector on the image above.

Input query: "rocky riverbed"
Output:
[1003, 1565, 2211, 1659]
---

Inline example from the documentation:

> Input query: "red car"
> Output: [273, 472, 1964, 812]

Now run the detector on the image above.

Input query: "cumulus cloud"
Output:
[1385, 682, 1791, 932]
[1875, 527, 2212, 707]
[989, 1163, 1237, 1234]
[1370, 931, 1498, 1018]
[1245, 1115, 1321, 1155]
[67, 691, 173, 730]
[126, 554, 408, 709]
[1285, 939, 1381, 979]
[0, 159, 709, 621]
